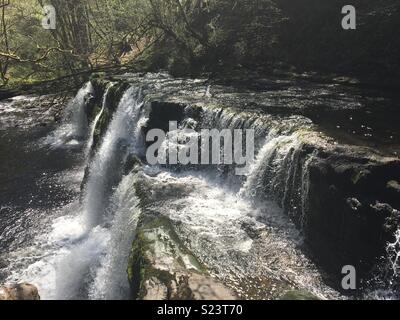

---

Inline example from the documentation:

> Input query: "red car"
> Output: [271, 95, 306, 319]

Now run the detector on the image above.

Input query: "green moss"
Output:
[90, 72, 106, 82]
[127, 230, 151, 298]
[127, 227, 178, 299]
[280, 290, 320, 300]
[127, 208, 208, 299]
[88, 80, 133, 154]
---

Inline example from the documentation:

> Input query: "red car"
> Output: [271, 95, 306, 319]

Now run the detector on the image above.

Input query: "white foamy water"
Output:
[5, 86, 146, 300]
[5, 183, 137, 300]
[367, 228, 400, 300]
[82, 86, 144, 230]
[239, 133, 299, 199]
[89, 173, 140, 300]
[387, 228, 400, 278]
[139, 169, 339, 299]
[4, 202, 95, 300]
[52, 86, 146, 299]
[43, 82, 94, 148]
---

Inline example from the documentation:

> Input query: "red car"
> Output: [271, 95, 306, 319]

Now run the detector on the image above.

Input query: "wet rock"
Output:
[173, 273, 237, 300]
[0, 283, 40, 300]
[332, 76, 360, 86]
[124, 155, 143, 175]
[370, 202, 400, 234]
[298, 150, 400, 282]
[142, 277, 169, 300]
[387, 180, 400, 193]
[127, 172, 237, 301]
[280, 290, 320, 300]
[90, 74, 400, 293]
[240, 221, 266, 240]
[127, 213, 237, 300]
[347, 197, 362, 211]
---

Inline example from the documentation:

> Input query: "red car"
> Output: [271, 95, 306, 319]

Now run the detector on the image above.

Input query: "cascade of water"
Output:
[53, 86, 146, 299]
[239, 133, 300, 201]
[88, 172, 141, 300]
[9, 85, 148, 300]
[365, 228, 400, 300]
[44, 81, 94, 148]
[70, 82, 93, 140]
[82, 86, 144, 230]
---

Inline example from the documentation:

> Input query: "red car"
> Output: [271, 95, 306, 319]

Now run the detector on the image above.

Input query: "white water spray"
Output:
[89, 173, 141, 300]
[82, 86, 144, 230]
[387, 228, 400, 279]
[44, 82, 94, 148]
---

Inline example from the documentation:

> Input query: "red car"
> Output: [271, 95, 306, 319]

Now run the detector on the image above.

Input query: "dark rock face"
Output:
[248, 135, 400, 287]
[299, 150, 400, 283]
[143, 101, 186, 138]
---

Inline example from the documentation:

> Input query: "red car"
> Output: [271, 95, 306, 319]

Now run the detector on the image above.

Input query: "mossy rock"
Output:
[127, 171, 236, 300]
[127, 214, 206, 299]
[280, 290, 320, 300]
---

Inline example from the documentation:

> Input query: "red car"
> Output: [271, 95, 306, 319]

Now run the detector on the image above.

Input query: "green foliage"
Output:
[1, 0, 399, 88]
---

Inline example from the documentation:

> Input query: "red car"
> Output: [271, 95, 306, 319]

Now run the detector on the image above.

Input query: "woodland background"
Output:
[0, 0, 399, 91]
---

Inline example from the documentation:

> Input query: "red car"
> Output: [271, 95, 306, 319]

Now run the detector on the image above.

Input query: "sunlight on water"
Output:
[43, 82, 94, 148]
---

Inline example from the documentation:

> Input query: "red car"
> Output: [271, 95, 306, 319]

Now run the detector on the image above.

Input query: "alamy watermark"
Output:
[41, 5, 56, 30]
[341, 265, 357, 290]
[146, 121, 254, 176]
[40, 4, 355, 31]
[342, 5, 356, 30]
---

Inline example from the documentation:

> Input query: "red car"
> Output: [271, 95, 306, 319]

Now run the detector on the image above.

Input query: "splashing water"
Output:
[364, 228, 400, 300]
[54, 86, 146, 299]
[137, 169, 339, 299]
[88, 172, 141, 300]
[5, 85, 146, 300]
[44, 82, 94, 148]
[82, 86, 144, 230]
[386, 229, 400, 280]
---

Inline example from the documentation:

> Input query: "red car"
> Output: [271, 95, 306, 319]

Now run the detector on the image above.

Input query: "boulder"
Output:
[127, 172, 237, 301]
[127, 213, 237, 300]
[0, 283, 40, 300]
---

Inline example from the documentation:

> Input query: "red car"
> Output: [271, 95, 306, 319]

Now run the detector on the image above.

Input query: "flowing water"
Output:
[0, 74, 399, 300]
[85, 83, 113, 158]
[43, 82, 94, 149]
[0, 86, 146, 299]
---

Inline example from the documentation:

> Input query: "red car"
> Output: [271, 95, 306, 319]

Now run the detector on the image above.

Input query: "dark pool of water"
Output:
[0, 122, 83, 256]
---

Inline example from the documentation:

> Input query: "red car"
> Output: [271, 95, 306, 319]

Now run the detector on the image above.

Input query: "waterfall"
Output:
[85, 83, 113, 158]
[70, 82, 93, 140]
[44, 81, 94, 148]
[4, 74, 398, 300]
[5, 85, 148, 300]
[88, 172, 140, 300]
[82, 86, 144, 230]
[52, 86, 146, 299]
[239, 133, 298, 199]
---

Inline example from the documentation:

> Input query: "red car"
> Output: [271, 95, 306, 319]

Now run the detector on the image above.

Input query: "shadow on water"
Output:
[0, 125, 84, 255]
